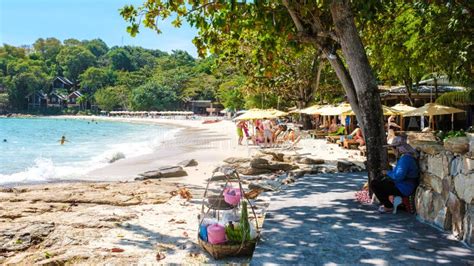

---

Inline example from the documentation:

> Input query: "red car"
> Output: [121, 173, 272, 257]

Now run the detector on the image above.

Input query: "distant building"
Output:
[52, 76, 74, 91]
[47, 91, 68, 108]
[185, 100, 224, 115]
[67, 91, 83, 107]
[25, 91, 48, 109]
[379, 85, 467, 107]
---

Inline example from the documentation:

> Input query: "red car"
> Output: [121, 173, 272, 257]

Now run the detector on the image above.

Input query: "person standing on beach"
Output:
[236, 121, 246, 145]
[262, 118, 273, 148]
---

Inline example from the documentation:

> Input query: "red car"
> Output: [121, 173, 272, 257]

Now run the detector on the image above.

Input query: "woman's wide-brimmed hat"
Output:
[384, 134, 417, 156]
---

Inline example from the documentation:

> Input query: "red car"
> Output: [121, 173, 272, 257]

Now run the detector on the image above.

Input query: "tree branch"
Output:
[282, 0, 305, 32]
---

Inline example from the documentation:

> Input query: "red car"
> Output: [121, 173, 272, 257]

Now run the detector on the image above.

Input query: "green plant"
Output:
[436, 89, 474, 107]
[437, 130, 466, 141]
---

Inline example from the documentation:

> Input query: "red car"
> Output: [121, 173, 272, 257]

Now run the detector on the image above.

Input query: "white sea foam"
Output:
[0, 126, 181, 185]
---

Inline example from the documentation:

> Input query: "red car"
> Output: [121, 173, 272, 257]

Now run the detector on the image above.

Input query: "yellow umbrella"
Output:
[402, 103, 464, 117]
[318, 103, 352, 116]
[391, 103, 416, 113]
[268, 109, 288, 117]
[300, 104, 324, 115]
[234, 108, 287, 120]
[342, 105, 400, 116]
[402, 103, 465, 130]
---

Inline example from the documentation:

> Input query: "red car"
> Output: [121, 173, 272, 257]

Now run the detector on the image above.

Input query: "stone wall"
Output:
[411, 133, 474, 246]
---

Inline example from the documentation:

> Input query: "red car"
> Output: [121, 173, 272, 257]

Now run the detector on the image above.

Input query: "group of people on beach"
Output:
[236, 119, 299, 148]
[236, 111, 419, 215]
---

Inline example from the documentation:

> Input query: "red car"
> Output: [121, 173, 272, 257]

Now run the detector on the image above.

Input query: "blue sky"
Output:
[0, 0, 199, 57]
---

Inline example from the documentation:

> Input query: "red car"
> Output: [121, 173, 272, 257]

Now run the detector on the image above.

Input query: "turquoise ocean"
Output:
[0, 118, 178, 185]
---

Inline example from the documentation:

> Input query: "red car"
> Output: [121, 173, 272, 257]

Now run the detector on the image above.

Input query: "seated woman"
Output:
[370, 134, 419, 213]
[273, 124, 287, 143]
[349, 126, 365, 146]
[328, 118, 338, 134]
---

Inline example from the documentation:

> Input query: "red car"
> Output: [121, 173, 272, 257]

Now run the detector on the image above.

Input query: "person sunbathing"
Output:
[371, 134, 419, 214]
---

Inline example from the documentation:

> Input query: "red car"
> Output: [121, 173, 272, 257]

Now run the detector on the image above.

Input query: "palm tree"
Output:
[436, 89, 474, 107]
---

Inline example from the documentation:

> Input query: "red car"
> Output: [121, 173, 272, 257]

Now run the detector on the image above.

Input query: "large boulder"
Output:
[257, 151, 285, 162]
[444, 137, 470, 155]
[423, 153, 450, 179]
[0, 222, 55, 252]
[433, 207, 452, 230]
[224, 157, 251, 164]
[236, 164, 272, 175]
[250, 157, 270, 168]
[297, 157, 325, 165]
[407, 132, 438, 143]
[248, 180, 281, 192]
[178, 159, 198, 167]
[250, 157, 296, 171]
[336, 160, 364, 172]
[454, 173, 474, 203]
[463, 204, 474, 246]
[447, 192, 465, 239]
[411, 141, 444, 156]
[137, 166, 187, 180]
[108, 152, 125, 163]
[421, 173, 443, 194]
[415, 186, 433, 222]
[463, 157, 474, 175]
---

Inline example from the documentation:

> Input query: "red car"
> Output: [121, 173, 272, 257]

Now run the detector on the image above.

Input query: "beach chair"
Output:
[328, 126, 346, 136]
[325, 135, 341, 143]
[274, 131, 289, 147]
[310, 130, 327, 139]
[281, 135, 302, 151]
[343, 139, 360, 149]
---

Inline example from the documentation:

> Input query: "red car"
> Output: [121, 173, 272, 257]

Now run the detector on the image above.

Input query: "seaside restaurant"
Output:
[186, 100, 224, 116]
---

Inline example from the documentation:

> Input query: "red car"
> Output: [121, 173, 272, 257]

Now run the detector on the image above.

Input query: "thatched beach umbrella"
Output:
[300, 104, 324, 115]
[391, 103, 416, 113]
[234, 108, 287, 120]
[402, 103, 465, 130]
[318, 103, 352, 116]
[342, 105, 400, 116]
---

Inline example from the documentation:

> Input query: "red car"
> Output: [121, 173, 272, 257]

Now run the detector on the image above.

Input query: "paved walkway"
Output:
[251, 172, 474, 265]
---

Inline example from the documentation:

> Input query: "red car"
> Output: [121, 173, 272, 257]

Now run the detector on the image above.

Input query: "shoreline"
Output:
[1, 115, 247, 187]
[57, 115, 247, 187]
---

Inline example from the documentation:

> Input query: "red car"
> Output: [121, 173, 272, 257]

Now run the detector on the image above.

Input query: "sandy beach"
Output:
[0, 116, 366, 264]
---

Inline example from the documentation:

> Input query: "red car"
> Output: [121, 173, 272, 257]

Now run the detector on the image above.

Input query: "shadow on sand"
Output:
[251, 172, 474, 265]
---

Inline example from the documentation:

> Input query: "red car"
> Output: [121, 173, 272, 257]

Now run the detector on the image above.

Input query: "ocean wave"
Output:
[0, 126, 182, 185]
[0, 158, 87, 185]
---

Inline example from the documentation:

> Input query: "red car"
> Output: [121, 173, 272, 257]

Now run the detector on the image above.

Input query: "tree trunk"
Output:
[434, 76, 438, 100]
[330, 1, 387, 184]
[297, 85, 313, 129]
[404, 78, 414, 106]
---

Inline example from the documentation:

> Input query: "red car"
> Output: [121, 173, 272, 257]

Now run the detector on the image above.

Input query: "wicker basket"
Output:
[206, 195, 234, 210]
[198, 235, 257, 259]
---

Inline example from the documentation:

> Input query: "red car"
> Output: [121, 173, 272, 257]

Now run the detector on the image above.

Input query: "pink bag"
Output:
[207, 224, 226, 244]
[223, 188, 242, 206]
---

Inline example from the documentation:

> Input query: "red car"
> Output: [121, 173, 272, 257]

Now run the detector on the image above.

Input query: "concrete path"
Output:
[251, 172, 474, 265]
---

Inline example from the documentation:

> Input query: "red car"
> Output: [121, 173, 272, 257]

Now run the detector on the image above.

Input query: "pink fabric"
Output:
[207, 224, 226, 244]
[224, 188, 242, 205]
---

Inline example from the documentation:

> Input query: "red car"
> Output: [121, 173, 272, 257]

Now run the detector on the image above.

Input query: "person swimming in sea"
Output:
[3, 139, 6, 143]
[59, 135, 68, 145]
